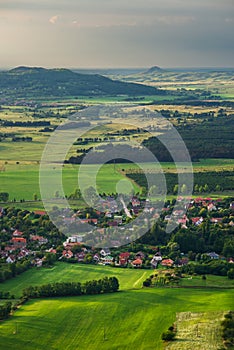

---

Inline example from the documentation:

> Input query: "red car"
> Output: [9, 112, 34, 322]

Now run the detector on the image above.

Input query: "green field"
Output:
[0, 263, 152, 298]
[180, 274, 234, 288]
[0, 163, 140, 201]
[0, 264, 234, 349]
[1, 159, 234, 202]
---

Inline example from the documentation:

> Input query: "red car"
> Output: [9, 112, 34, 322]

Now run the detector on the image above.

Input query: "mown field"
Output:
[0, 264, 233, 350]
[165, 311, 226, 350]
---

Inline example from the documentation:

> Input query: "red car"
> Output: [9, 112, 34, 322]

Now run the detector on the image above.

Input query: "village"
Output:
[0, 195, 234, 282]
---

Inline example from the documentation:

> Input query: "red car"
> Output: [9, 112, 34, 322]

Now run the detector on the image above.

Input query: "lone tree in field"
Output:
[0, 192, 9, 202]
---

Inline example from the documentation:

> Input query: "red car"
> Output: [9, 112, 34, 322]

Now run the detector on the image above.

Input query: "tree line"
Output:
[0, 301, 12, 320]
[126, 171, 234, 194]
[0, 120, 50, 127]
[22, 276, 119, 298]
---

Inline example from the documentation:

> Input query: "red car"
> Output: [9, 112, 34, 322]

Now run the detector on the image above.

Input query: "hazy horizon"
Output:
[1, 0, 233, 68]
[1, 65, 234, 71]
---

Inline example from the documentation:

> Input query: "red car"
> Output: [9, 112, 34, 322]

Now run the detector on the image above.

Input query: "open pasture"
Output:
[1, 160, 234, 202]
[0, 286, 233, 350]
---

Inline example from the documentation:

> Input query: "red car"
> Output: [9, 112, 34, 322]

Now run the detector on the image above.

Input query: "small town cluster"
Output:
[0, 196, 234, 282]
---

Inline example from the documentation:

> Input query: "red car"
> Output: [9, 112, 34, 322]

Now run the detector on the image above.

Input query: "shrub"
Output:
[227, 269, 234, 280]
[143, 279, 151, 287]
[161, 330, 176, 341]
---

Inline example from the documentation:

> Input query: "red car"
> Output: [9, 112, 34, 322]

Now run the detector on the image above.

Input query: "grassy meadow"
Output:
[0, 263, 234, 350]
[1, 159, 234, 202]
[1, 289, 233, 350]
[0, 263, 152, 298]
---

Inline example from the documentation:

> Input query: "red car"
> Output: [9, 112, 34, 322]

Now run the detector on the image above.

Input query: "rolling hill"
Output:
[0, 66, 164, 99]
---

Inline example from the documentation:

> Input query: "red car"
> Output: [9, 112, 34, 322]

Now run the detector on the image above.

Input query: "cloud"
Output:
[49, 15, 59, 24]
[156, 15, 196, 25]
[225, 18, 233, 23]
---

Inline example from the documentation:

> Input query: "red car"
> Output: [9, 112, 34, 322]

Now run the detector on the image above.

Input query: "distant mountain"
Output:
[145, 66, 164, 74]
[0, 66, 163, 99]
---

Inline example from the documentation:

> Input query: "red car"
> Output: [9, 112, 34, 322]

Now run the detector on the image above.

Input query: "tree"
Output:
[149, 185, 159, 197]
[227, 269, 234, 280]
[83, 186, 99, 206]
[161, 330, 176, 341]
[54, 190, 60, 198]
[0, 192, 9, 202]
[141, 186, 147, 197]
[173, 184, 179, 195]
[222, 239, 234, 258]
[199, 186, 203, 193]
[181, 184, 188, 194]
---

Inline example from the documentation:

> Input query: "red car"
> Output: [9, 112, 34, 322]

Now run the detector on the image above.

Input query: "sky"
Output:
[0, 0, 233, 68]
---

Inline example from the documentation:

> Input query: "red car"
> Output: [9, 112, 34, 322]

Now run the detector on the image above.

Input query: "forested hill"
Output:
[0, 66, 163, 98]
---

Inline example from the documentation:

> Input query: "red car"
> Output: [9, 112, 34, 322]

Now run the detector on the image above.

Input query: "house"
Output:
[80, 218, 98, 225]
[101, 255, 113, 265]
[207, 203, 217, 211]
[131, 207, 139, 215]
[162, 207, 170, 212]
[65, 235, 83, 245]
[131, 197, 141, 207]
[34, 210, 46, 216]
[30, 235, 48, 245]
[177, 215, 188, 225]
[119, 252, 130, 266]
[4, 246, 16, 253]
[62, 250, 73, 259]
[17, 250, 28, 259]
[100, 248, 111, 257]
[93, 253, 100, 263]
[206, 252, 219, 260]
[108, 221, 118, 227]
[12, 229, 23, 237]
[76, 251, 85, 262]
[176, 258, 189, 267]
[35, 258, 43, 267]
[210, 218, 223, 224]
[46, 248, 57, 254]
[131, 259, 143, 268]
[114, 216, 122, 224]
[191, 217, 203, 226]
[135, 251, 145, 259]
[6, 256, 15, 264]
[11, 237, 27, 248]
[173, 210, 184, 217]
[161, 259, 174, 267]
[151, 252, 162, 268]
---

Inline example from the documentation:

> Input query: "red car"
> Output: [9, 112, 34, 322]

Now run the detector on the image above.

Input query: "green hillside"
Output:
[0, 288, 233, 350]
[0, 67, 163, 99]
